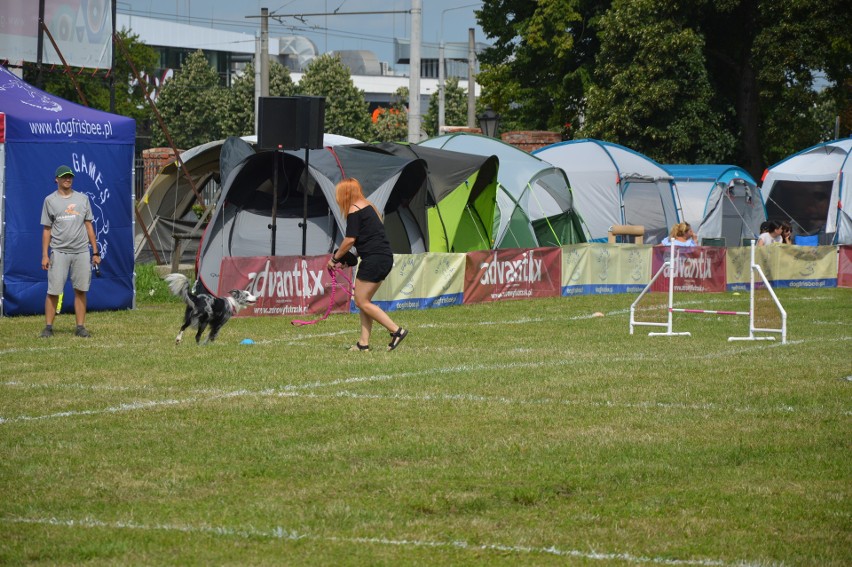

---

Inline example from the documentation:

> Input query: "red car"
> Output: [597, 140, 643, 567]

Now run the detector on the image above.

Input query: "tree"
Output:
[580, 0, 736, 163]
[23, 27, 158, 125]
[423, 77, 469, 136]
[218, 61, 297, 138]
[699, 0, 852, 170]
[476, 0, 852, 175]
[149, 50, 224, 149]
[371, 87, 409, 142]
[476, 0, 608, 133]
[298, 54, 372, 141]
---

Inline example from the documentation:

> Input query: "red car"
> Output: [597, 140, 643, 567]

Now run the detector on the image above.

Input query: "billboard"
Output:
[0, 1, 113, 69]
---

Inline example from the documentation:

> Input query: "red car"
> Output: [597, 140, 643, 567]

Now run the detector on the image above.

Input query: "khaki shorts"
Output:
[48, 251, 92, 295]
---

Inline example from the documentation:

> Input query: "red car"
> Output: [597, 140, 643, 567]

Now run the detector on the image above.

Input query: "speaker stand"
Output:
[269, 149, 280, 256]
[299, 146, 311, 256]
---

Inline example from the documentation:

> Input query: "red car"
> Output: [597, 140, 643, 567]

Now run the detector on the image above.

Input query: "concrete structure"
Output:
[116, 13, 480, 111]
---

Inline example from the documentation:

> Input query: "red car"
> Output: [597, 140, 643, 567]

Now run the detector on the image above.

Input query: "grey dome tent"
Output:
[196, 137, 425, 295]
[419, 133, 587, 248]
[665, 165, 766, 246]
[135, 133, 361, 265]
[760, 137, 852, 244]
[533, 139, 682, 244]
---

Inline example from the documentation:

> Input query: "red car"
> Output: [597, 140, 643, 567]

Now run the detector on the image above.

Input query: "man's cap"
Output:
[55, 165, 74, 178]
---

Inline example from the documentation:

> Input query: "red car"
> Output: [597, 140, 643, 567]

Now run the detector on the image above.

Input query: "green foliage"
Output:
[149, 50, 224, 149]
[371, 87, 409, 142]
[477, 0, 605, 133]
[476, 0, 852, 174]
[218, 62, 297, 138]
[581, 0, 736, 163]
[423, 77, 470, 136]
[22, 28, 158, 124]
[299, 54, 372, 141]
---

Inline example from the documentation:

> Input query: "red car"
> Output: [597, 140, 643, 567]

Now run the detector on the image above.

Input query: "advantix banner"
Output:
[215, 244, 842, 319]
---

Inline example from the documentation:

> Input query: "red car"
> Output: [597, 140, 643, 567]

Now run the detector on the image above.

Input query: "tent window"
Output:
[766, 180, 832, 235]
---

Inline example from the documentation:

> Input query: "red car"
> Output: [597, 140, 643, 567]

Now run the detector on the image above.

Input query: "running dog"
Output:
[165, 273, 257, 345]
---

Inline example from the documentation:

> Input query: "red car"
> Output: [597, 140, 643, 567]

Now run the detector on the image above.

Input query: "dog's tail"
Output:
[164, 273, 194, 308]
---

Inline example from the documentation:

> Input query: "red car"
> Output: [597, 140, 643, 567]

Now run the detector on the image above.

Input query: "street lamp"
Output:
[477, 106, 500, 137]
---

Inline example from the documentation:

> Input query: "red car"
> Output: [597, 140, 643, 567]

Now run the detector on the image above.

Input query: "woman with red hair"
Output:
[328, 178, 408, 352]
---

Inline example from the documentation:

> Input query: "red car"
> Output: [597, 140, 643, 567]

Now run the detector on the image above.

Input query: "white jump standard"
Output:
[629, 241, 787, 344]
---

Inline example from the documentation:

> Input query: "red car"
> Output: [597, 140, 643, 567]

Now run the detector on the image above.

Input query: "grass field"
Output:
[1, 269, 850, 565]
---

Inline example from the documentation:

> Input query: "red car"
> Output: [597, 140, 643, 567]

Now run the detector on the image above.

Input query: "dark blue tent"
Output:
[0, 65, 136, 316]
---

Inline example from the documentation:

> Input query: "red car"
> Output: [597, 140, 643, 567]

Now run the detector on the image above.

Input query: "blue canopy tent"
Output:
[664, 164, 766, 246]
[0, 65, 136, 316]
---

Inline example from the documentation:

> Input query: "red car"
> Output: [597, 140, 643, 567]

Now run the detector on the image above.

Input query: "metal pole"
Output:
[301, 147, 310, 256]
[407, 0, 422, 143]
[467, 28, 475, 127]
[110, 0, 116, 113]
[271, 150, 278, 256]
[260, 7, 269, 97]
[438, 41, 445, 131]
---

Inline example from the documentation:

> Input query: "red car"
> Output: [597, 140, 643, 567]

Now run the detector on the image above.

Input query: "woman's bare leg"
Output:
[354, 278, 398, 345]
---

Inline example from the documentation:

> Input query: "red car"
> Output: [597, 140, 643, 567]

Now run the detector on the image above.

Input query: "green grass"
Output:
[1, 277, 850, 565]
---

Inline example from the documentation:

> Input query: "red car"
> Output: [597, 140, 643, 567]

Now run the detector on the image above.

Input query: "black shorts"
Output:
[356, 254, 393, 283]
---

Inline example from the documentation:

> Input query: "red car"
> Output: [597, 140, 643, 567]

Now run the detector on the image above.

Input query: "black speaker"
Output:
[258, 96, 326, 150]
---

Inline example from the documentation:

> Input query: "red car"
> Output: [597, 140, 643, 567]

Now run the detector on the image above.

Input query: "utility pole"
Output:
[467, 28, 475, 128]
[408, 0, 422, 143]
[260, 7, 269, 97]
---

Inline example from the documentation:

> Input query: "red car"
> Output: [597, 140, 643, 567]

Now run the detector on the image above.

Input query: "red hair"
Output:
[335, 178, 381, 219]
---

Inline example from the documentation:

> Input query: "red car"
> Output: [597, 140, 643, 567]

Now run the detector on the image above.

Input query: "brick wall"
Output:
[501, 131, 561, 153]
[141, 147, 181, 197]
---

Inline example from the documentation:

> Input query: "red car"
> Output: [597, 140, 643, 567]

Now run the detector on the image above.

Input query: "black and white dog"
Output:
[165, 273, 257, 345]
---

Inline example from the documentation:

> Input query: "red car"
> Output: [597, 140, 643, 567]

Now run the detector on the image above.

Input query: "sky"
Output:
[125, 1, 488, 65]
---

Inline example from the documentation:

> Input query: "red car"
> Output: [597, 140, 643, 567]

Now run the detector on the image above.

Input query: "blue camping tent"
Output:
[0, 65, 136, 316]
[664, 164, 767, 246]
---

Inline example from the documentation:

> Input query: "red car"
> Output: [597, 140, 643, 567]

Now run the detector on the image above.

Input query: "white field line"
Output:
[3, 338, 850, 424]
[1, 516, 768, 567]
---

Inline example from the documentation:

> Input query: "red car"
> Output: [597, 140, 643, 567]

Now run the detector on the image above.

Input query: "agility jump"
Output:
[629, 241, 787, 344]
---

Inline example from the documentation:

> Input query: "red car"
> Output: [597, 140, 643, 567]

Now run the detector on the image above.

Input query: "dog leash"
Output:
[290, 266, 354, 326]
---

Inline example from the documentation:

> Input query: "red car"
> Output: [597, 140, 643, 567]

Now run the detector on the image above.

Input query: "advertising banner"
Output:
[728, 245, 838, 291]
[2, 142, 134, 315]
[0, 1, 112, 69]
[562, 244, 651, 296]
[840, 246, 852, 288]
[651, 246, 727, 293]
[464, 247, 561, 304]
[218, 255, 352, 318]
[770, 245, 838, 289]
[372, 253, 465, 311]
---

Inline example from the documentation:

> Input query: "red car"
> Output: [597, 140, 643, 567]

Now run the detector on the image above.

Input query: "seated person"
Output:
[660, 222, 696, 247]
[757, 220, 782, 246]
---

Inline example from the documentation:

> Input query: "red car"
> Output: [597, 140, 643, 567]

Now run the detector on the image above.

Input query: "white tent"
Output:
[534, 139, 682, 244]
[761, 137, 852, 244]
[665, 165, 766, 246]
[420, 133, 588, 248]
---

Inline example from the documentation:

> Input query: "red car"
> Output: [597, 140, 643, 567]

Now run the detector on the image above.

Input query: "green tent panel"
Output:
[351, 142, 498, 252]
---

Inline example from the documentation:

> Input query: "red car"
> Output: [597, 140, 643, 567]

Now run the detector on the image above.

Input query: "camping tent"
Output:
[760, 137, 852, 244]
[419, 133, 587, 248]
[0, 65, 135, 316]
[196, 137, 425, 295]
[135, 133, 362, 265]
[533, 139, 681, 244]
[348, 142, 499, 252]
[665, 165, 766, 246]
